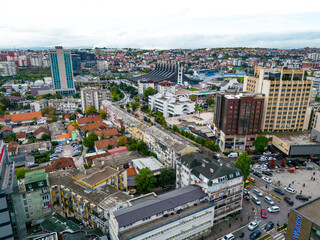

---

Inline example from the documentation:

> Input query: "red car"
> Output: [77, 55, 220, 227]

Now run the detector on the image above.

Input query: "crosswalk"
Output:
[272, 232, 285, 240]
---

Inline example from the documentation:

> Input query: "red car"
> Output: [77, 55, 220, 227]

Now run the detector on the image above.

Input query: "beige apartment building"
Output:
[244, 67, 312, 132]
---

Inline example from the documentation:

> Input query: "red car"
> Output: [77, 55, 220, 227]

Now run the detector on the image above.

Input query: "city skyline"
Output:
[1, 0, 320, 49]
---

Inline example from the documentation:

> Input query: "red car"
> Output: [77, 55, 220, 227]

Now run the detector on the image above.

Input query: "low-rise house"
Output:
[92, 128, 119, 139]
[10, 111, 43, 125]
[7, 141, 18, 156]
[67, 124, 80, 141]
[48, 122, 66, 140]
[76, 116, 103, 126]
[81, 122, 109, 133]
[57, 133, 72, 144]
[0, 126, 13, 136]
[18, 141, 52, 154]
[16, 131, 26, 142]
[122, 167, 137, 193]
[34, 126, 50, 140]
[45, 157, 75, 172]
[63, 113, 71, 122]
[131, 157, 164, 175]
[94, 137, 121, 153]
[107, 146, 128, 155]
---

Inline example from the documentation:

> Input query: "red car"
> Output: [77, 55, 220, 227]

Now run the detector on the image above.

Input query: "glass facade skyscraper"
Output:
[48, 46, 75, 95]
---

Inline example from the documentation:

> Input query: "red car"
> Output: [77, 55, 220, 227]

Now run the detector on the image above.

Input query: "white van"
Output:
[228, 153, 238, 158]
[222, 233, 235, 240]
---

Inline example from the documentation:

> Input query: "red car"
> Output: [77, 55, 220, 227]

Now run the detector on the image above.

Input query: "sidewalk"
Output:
[205, 199, 256, 239]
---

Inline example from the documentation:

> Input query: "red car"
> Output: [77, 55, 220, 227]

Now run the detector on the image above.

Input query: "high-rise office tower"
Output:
[48, 46, 75, 95]
[244, 67, 312, 132]
[214, 93, 264, 151]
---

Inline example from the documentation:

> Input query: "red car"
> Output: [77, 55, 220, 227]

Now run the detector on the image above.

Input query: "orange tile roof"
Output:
[57, 133, 72, 139]
[67, 124, 76, 133]
[11, 112, 42, 122]
[8, 141, 18, 152]
[126, 167, 137, 177]
[81, 122, 109, 132]
[92, 128, 119, 137]
[16, 131, 26, 139]
[94, 137, 120, 150]
[0, 126, 13, 133]
[76, 116, 103, 125]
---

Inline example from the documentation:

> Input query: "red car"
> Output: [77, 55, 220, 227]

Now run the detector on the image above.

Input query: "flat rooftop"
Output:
[120, 201, 214, 240]
[273, 131, 319, 146]
[295, 196, 320, 225]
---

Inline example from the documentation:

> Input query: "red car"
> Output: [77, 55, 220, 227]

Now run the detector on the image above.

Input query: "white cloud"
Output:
[0, 0, 320, 48]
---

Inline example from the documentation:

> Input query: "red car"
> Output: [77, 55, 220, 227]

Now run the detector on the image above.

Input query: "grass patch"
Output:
[184, 88, 200, 91]
[258, 234, 271, 240]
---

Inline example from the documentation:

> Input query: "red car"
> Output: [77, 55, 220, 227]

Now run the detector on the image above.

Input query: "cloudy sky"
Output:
[1, 0, 320, 49]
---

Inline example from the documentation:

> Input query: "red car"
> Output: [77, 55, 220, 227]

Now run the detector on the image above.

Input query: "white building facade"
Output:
[81, 87, 110, 112]
[0, 61, 16, 76]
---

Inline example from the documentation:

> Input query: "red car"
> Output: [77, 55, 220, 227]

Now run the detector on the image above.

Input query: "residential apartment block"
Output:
[149, 93, 195, 118]
[48, 170, 131, 233]
[18, 169, 52, 226]
[104, 103, 198, 167]
[244, 67, 312, 132]
[48, 46, 75, 95]
[138, 79, 154, 95]
[81, 87, 110, 112]
[109, 185, 214, 240]
[0, 61, 16, 76]
[48, 98, 81, 113]
[176, 153, 243, 221]
[214, 92, 264, 151]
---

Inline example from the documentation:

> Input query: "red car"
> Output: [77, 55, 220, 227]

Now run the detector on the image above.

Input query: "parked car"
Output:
[50, 157, 58, 161]
[50, 154, 58, 158]
[273, 188, 285, 195]
[265, 221, 274, 231]
[33, 226, 42, 233]
[248, 220, 259, 230]
[262, 176, 272, 183]
[267, 206, 280, 213]
[296, 195, 309, 201]
[262, 170, 273, 176]
[260, 156, 267, 161]
[284, 187, 296, 194]
[251, 195, 261, 205]
[261, 209, 267, 218]
[253, 189, 263, 197]
[30, 163, 40, 168]
[88, 149, 96, 153]
[264, 196, 275, 205]
[253, 172, 262, 178]
[222, 233, 235, 240]
[263, 151, 272, 155]
[55, 150, 62, 154]
[243, 189, 250, 196]
[284, 197, 294, 205]
[247, 177, 255, 183]
[228, 153, 238, 158]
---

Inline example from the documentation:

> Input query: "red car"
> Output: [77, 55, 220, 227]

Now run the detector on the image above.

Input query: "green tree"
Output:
[158, 168, 176, 187]
[206, 96, 215, 106]
[235, 152, 252, 181]
[131, 102, 140, 112]
[84, 105, 97, 115]
[134, 167, 157, 192]
[189, 95, 197, 102]
[205, 140, 220, 152]
[143, 87, 157, 98]
[83, 133, 98, 149]
[99, 109, 106, 119]
[172, 125, 180, 133]
[73, 92, 81, 98]
[117, 136, 127, 146]
[133, 95, 140, 102]
[16, 167, 29, 180]
[253, 135, 269, 152]
[41, 134, 51, 141]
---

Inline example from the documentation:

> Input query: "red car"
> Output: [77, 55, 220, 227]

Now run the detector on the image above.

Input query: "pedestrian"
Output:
[314, 172, 315, 176]
[229, 223, 231, 228]
[303, 183, 305, 187]
[311, 176, 313, 180]
[300, 190, 302, 194]
[289, 184, 291, 187]
[292, 181, 294, 184]
[314, 177, 316, 181]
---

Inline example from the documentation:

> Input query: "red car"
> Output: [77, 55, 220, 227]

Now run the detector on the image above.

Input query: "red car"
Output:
[261, 209, 267, 218]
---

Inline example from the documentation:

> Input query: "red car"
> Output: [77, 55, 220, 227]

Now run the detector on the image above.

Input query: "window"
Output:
[38, 181, 44, 186]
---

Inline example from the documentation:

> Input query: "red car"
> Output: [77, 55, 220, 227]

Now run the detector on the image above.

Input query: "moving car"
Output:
[296, 195, 309, 201]
[284, 187, 296, 194]
[267, 206, 280, 213]
[253, 189, 263, 197]
[264, 196, 275, 205]
[250, 230, 261, 239]
[284, 197, 294, 205]
[273, 188, 285, 195]
[222, 233, 235, 240]
[253, 172, 262, 178]
[261, 209, 267, 218]
[252, 195, 261, 205]
[262, 176, 272, 183]
[265, 221, 274, 231]
[248, 220, 259, 230]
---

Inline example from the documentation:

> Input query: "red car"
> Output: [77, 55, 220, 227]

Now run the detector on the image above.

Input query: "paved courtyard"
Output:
[269, 163, 320, 199]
